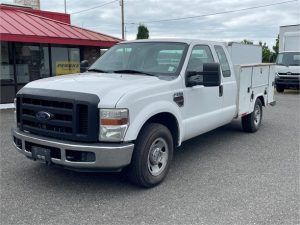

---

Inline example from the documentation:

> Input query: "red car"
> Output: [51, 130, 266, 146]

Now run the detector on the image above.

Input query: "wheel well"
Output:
[142, 112, 179, 147]
[257, 96, 265, 107]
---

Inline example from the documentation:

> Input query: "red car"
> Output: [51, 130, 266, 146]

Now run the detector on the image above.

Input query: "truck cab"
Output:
[275, 26, 300, 92]
[275, 51, 300, 92]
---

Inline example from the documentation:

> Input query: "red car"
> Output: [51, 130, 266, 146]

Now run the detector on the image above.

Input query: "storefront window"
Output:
[1, 43, 81, 103]
[15, 43, 50, 84]
[0, 42, 14, 84]
[51, 46, 80, 76]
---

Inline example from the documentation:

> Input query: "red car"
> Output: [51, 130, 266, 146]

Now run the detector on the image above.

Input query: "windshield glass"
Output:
[276, 52, 300, 66]
[88, 42, 188, 76]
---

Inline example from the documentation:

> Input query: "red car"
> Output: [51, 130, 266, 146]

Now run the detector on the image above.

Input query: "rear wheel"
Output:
[242, 98, 263, 133]
[276, 86, 284, 93]
[127, 123, 173, 188]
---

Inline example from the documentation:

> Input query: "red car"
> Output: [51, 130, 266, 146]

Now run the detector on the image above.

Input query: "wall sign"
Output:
[56, 61, 80, 76]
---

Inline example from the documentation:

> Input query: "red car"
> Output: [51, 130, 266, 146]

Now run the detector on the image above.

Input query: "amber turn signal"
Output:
[101, 118, 128, 126]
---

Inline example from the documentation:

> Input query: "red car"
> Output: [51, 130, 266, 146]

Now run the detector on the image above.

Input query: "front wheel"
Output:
[127, 123, 173, 188]
[242, 98, 263, 133]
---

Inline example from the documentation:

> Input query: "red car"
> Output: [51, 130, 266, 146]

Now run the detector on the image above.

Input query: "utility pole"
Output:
[64, 0, 67, 13]
[120, 0, 125, 40]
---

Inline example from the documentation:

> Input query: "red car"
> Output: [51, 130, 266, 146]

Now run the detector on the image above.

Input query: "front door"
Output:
[182, 44, 223, 141]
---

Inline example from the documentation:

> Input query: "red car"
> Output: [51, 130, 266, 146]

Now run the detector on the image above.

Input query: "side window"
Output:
[214, 45, 231, 77]
[187, 45, 214, 72]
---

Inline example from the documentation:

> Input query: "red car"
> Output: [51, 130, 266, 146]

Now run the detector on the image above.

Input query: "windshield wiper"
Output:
[87, 68, 108, 73]
[113, 69, 156, 76]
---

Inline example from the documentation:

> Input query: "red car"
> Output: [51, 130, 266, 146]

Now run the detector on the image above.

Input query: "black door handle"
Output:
[219, 85, 223, 97]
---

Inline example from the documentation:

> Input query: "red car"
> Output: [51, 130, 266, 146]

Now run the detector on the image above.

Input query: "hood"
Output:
[24, 73, 165, 107]
[275, 65, 300, 74]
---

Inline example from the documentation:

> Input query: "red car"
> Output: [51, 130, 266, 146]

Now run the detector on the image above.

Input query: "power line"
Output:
[126, 0, 299, 24]
[71, 0, 119, 15]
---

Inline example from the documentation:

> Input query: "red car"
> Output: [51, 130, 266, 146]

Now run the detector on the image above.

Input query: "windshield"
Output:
[276, 52, 300, 66]
[88, 42, 188, 76]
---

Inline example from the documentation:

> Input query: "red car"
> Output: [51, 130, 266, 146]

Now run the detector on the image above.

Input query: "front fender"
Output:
[124, 101, 183, 145]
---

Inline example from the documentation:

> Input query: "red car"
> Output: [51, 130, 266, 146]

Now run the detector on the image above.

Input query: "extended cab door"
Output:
[214, 45, 237, 122]
[182, 44, 223, 141]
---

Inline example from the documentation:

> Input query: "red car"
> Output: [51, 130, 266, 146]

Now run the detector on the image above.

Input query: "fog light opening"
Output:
[65, 150, 95, 162]
[13, 137, 22, 149]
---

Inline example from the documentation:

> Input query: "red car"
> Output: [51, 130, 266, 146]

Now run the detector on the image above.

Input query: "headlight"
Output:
[99, 109, 129, 142]
[275, 72, 279, 78]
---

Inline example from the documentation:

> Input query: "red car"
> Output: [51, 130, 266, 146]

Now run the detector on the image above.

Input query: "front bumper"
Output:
[275, 76, 300, 89]
[12, 128, 134, 171]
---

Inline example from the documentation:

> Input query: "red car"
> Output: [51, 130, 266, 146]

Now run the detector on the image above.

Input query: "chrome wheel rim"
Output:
[254, 105, 261, 127]
[147, 137, 169, 176]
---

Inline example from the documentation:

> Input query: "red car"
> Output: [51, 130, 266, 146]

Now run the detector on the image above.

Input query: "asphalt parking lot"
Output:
[0, 91, 299, 225]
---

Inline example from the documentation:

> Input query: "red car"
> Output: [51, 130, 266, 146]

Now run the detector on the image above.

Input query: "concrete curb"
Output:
[0, 104, 15, 110]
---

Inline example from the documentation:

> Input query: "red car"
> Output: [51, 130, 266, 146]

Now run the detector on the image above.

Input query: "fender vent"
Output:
[173, 92, 184, 107]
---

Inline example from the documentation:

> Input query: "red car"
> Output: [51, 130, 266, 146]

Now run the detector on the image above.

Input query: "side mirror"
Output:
[186, 63, 221, 87]
[80, 60, 89, 73]
[202, 63, 221, 87]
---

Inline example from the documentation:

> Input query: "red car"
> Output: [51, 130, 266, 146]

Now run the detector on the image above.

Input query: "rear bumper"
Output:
[12, 128, 134, 171]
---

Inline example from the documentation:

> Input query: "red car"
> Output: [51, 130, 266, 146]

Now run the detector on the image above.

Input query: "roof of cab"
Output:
[119, 38, 225, 46]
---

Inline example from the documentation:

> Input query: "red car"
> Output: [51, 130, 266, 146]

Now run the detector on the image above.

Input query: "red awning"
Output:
[0, 5, 121, 47]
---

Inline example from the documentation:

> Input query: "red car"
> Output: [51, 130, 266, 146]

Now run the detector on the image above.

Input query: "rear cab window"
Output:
[214, 45, 231, 77]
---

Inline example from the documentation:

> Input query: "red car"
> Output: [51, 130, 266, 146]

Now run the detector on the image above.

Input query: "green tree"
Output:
[241, 39, 254, 45]
[271, 35, 279, 62]
[136, 24, 149, 39]
[259, 41, 272, 63]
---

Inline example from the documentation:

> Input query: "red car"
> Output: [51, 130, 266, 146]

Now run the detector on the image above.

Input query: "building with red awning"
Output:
[0, 4, 121, 103]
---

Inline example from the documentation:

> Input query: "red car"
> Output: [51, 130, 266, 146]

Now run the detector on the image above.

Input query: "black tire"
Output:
[242, 98, 263, 133]
[127, 123, 173, 188]
[276, 86, 284, 93]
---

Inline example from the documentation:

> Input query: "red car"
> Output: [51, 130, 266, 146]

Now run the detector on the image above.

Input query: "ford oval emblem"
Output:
[35, 111, 54, 121]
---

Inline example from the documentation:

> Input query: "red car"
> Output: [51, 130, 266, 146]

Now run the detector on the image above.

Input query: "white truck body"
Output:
[279, 24, 300, 52]
[275, 25, 300, 92]
[283, 32, 300, 51]
[12, 39, 276, 187]
[226, 42, 262, 65]
[235, 64, 275, 116]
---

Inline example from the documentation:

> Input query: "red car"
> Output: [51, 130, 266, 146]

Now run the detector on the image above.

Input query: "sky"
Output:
[1, 0, 300, 48]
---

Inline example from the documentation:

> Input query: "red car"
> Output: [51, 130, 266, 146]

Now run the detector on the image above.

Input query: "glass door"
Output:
[15, 43, 50, 92]
[0, 42, 15, 104]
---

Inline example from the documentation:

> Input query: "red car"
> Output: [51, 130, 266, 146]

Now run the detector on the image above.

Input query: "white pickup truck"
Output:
[12, 39, 276, 187]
